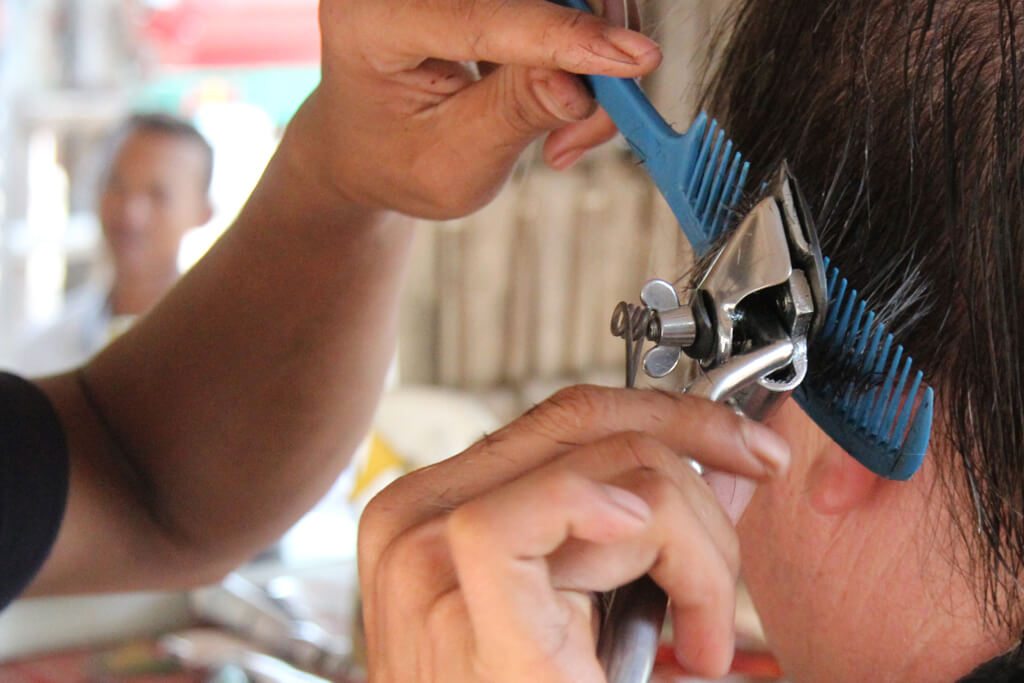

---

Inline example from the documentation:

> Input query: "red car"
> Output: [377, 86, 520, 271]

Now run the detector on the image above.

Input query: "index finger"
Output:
[327, 0, 662, 76]
[367, 386, 790, 543]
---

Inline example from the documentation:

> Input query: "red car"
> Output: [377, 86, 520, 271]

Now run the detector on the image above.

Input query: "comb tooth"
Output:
[849, 323, 882, 428]
[854, 389, 875, 432]
[841, 309, 876, 418]
[893, 370, 924, 445]
[690, 119, 718, 201]
[853, 330, 890, 427]
[840, 381, 856, 415]
[903, 386, 935, 457]
[843, 301, 868, 364]
[870, 345, 904, 437]
[711, 151, 742, 238]
[848, 299, 867, 338]
[695, 130, 726, 218]
[829, 287, 859, 356]
[860, 321, 887, 377]
[822, 275, 848, 341]
[882, 356, 914, 441]
[704, 140, 733, 230]
[873, 334, 895, 374]
[680, 113, 709, 189]
[865, 334, 895, 429]
[854, 310, 876, 359]
[731, 161, 750, 208]
[823, 265, 838, 317]
[884, 384, 934, 479]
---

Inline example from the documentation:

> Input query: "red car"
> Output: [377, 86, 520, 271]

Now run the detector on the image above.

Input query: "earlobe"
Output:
[806, 442, 883, 515]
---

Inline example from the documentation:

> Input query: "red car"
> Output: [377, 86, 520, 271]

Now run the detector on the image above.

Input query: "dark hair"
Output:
[703, 0, 1024, 634]
[110, 112, 214, 194]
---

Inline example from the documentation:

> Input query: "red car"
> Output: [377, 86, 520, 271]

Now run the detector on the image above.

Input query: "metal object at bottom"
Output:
[596, 576, 668, 682]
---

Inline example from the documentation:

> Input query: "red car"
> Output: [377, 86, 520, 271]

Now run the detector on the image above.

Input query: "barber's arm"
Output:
[21, 0, 661, 595]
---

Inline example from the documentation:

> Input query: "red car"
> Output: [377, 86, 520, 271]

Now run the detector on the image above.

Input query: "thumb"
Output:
[444, 64, 606, 172]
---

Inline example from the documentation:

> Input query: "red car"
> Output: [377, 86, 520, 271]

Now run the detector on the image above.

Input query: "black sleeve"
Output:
[0, 372, 69, 610]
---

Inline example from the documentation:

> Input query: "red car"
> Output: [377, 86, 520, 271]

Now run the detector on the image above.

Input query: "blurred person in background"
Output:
[11, 113, 213, 376]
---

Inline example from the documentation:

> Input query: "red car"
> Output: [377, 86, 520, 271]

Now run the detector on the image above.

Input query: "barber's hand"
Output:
[295, 0, 660, 219]
[359, 385, 790, 682]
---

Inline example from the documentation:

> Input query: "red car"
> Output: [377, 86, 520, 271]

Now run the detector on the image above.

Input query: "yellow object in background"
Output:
[349, 433, 409, 503]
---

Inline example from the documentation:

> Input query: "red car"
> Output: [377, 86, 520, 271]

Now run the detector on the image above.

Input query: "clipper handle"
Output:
[596, 346, 794, 683]
[596, 576, 667, 680]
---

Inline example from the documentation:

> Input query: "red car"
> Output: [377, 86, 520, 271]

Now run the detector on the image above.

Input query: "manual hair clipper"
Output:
[604, 165, 825, 682]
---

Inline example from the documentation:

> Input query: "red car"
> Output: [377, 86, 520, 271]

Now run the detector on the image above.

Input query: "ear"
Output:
[805, 442, 883, 515]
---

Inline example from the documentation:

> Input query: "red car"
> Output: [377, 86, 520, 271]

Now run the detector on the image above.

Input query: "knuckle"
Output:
[548, 13, 607, 71]
[446, 492, 513, 555]
[358, 483, 407, 558]
[376, 518, 448, 588]
[614, 430, 674, 470]
[684, 562, 733, 610]
[500, 77, 549, 135]
[446, 503, 485, 552]
[627, 467, 676, 508]
[527, 384, 610, 435]
[527, 468, 589, 511]
[426, 589, 467, 641]
[539, 467, 592, 506]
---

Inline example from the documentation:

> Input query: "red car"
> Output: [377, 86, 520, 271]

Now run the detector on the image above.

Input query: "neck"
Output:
[109, 266, 179, 316]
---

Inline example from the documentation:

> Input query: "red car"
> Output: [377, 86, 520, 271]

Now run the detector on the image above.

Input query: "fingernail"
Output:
[740, 421, 791, 474]
[531, 75, 591, 123]
[601, 483, 652, 522]
[550, 147, 585, 170]
[601, 27, 661, 65]
[702, 472, 756, 524]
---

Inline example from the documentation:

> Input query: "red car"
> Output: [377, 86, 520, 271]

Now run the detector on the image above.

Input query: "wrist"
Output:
[234, 104, 414, 260]
[275, 86, 384, 216]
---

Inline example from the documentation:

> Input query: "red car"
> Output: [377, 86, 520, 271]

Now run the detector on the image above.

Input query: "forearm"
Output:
[32, 95, 415, 592]
[21, 0, 662, 596]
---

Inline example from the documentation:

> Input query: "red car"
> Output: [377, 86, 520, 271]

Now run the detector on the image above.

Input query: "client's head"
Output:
[701, 1, 1024, 679]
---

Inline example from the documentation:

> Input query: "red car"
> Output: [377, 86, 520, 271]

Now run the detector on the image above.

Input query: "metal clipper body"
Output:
[618, 164, 826, 416]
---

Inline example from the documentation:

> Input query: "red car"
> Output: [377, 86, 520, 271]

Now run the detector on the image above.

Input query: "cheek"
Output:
[735, 406, 833, 673]
[737, 484, 819, 673]
[737, 475, 802, 613]
[737, 470, 863, 680]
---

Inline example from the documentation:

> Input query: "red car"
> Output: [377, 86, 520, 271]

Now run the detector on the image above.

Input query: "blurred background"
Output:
[0, 1, 782, 681]
[0, 0, 318, 350]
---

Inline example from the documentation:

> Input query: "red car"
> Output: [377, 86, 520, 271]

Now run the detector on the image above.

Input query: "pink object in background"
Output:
[139, 0, 320, 67]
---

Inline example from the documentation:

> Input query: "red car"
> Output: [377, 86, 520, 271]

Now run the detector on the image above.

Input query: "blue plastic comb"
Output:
[550, 0, 933, 479]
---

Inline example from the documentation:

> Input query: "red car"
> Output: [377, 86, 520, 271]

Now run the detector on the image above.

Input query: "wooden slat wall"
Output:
[397, 0, 732, 389]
